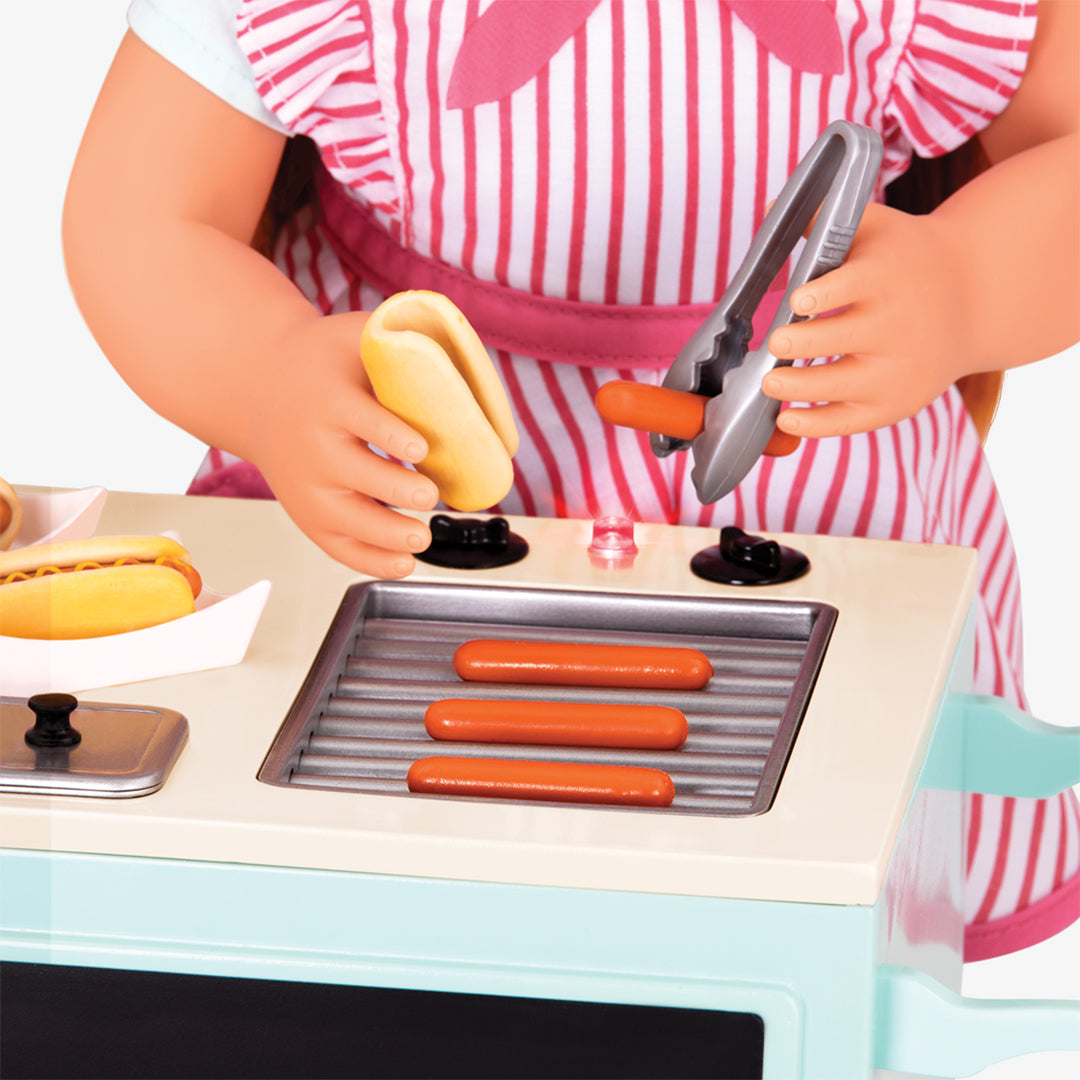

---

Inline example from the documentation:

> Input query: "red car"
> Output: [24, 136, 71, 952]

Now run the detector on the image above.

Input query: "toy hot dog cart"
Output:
[1, 489, 1078, 1079]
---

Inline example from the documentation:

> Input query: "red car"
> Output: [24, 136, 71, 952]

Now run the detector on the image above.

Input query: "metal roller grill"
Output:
[259, 582, 836, 816]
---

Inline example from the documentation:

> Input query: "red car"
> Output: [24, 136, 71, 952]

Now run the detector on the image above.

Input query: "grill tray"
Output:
[259, 582, 836, 816]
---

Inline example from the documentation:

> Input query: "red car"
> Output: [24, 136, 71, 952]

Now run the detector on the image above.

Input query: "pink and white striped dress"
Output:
[166, 0, 1077, 959]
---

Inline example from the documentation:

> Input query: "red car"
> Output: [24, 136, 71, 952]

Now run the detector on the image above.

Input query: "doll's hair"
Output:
[884, 137, 989, 216]
[252, 135, 322, 259]
[253, 132, 1000, 438]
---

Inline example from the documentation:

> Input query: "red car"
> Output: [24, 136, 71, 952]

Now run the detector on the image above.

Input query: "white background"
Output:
[2, 5, 1076, 1077]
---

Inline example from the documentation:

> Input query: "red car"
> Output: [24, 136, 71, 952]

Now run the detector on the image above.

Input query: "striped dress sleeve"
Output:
[884, 0, 1038, 161]
[235, 1, 400, 216]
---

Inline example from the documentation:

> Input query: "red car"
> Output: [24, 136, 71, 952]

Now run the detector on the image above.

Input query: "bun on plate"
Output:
[0, 535, 202, 640]
[360, 291, 519, 512]
[0, 478, 21, 550]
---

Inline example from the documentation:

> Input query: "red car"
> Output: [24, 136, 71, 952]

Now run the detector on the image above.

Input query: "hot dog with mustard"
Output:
[0, 535, 202, 640]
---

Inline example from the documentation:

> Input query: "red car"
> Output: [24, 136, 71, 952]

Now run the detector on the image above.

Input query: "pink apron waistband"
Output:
[316, 174, 783, 368]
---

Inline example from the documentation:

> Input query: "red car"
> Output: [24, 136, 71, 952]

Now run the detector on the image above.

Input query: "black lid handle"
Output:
[25, 693, 82, 749]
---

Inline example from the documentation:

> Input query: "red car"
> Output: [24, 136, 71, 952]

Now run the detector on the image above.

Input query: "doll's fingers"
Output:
[784, 202, 896, 318]
[345, 390, 430, 466]
[775, 402, 881, 440]
[322, 491, 433, 570]
[287, 491, 429, 579]
[761, 356, 877, 406]
[317, 530, 419, 580]
[333, 437, 440, 512]
[768, 306, 870, 362]
[787, 262, 863, 318]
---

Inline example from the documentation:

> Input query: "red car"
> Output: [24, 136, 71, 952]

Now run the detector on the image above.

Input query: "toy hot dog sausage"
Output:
[594, 380, 800, 456]
[0, 535, 202, 640]
[360, 291, 520, 512]
[425, 698, 689, 749]
[595, 380, 707, 441]
[453, 640, 713, 690]
[407, 756, 676, 807]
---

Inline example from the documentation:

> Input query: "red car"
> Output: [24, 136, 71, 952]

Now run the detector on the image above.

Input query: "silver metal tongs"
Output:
[652, 120, 884, 502]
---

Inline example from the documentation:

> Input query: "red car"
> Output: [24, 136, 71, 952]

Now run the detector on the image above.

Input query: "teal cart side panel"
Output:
[873, 608, 974, 993]
[921, 604, 1080, 800]
[0, 848, 880, 1080]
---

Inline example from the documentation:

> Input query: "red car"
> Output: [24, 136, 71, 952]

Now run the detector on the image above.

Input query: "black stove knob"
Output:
[416, 514, 529, 570]
[25, 693, 83, 749]
[691, 526, 810, 586]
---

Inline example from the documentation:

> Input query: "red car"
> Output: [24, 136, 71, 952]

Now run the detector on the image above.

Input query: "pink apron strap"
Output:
[316, 172, 785, 368]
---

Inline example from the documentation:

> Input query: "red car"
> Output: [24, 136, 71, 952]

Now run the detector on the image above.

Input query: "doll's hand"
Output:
[244, 311, 440, 579]
[761, 203, 974, 438]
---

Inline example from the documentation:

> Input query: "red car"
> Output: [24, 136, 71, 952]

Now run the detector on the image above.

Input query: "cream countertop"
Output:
[0, 488, 977, 907]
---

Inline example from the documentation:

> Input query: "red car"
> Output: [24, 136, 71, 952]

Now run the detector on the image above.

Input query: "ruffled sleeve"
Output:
[884, 0, 1037, 162]
[236, 1, 399, 215]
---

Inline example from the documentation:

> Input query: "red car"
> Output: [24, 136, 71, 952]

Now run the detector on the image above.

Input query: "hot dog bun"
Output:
[0, 535, 201, 640]
[0, 478, 21, 551]
[360, 291, 519, 512]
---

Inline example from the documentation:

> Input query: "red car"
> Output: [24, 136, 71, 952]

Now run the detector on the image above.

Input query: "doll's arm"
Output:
[762, 0, 1079, 439]
[63, 32, 439, 577]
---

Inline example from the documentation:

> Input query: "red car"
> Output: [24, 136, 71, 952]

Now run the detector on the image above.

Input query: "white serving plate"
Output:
[8, 486, 107, 548]
[1, 505, 271, 695]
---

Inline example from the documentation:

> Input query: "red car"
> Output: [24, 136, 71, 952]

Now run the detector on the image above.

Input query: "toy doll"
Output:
[63, 0, 1078, 962]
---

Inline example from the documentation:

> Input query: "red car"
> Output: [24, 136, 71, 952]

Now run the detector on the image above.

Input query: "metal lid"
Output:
[0, 695, 188, 798]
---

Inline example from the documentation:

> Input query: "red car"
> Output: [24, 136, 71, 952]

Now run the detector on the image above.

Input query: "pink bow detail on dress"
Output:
[447, 0, 844, 110]
[447, 0, 602, 109]
[726, 1, 844, 75]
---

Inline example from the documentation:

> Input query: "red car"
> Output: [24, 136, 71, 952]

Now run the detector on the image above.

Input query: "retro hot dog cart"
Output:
[1, 488, 1078, 1080]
